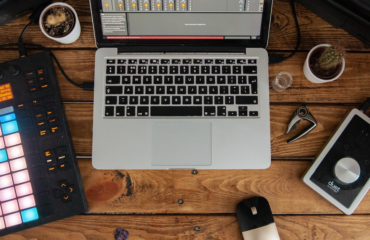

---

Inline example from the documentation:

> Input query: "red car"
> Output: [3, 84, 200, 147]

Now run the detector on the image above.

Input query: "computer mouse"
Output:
[236, 197, 280, 240]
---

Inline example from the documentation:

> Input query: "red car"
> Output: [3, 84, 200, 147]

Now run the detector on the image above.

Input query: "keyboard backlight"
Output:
[1, 121, 18, 135]
[4, 212, 22, 227]
[4, 133, 21, 147]
[2, 199, 19, 215]
[12, 170, 30, 185]
[0, 174, 13, 188]
[0, 162, 10, 176]
[18, 195, 36, 210]
[7, 145, 24, 160]
[0, 217, 4, 229]
[0, 138, 4, 149]
[9, 157, 27, 172]
[0, 149, 8, 162]
[15, 182, 32, 197]
[0, 187, 16, 202]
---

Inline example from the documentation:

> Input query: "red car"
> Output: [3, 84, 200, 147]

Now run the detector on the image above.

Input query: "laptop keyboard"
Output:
[104, 57, 259, 117]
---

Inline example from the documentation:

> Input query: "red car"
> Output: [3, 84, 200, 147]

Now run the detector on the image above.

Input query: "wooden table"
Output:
[1, 0, 370, 239]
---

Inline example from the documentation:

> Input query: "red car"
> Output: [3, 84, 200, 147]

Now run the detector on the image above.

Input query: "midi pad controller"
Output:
[0, 51, 88, 236]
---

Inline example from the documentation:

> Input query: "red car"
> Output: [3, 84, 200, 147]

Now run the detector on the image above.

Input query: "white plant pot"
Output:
[303, 44, 345, 84]
[39, 2, 81, 44]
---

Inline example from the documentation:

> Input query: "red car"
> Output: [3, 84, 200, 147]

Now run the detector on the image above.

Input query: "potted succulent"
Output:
[303, 44, 346, 83]
[39, 2, 81, 44]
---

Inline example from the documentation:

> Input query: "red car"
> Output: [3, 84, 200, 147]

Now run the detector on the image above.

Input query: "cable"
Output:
[269, 0, 301, 64]
[18, 20, 33, 57]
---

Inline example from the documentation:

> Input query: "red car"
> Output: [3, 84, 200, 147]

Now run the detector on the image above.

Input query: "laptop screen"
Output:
[90, 0, 273, 49]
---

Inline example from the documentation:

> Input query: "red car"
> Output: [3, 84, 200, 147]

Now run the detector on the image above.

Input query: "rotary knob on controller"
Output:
[334, 157, 361, 184]
[9, 65, 19, 76]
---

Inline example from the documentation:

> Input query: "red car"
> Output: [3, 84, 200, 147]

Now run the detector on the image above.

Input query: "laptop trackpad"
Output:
[151, 122, 212, 166]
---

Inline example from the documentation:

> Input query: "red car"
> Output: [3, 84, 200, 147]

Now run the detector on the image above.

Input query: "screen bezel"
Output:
[89, 0, 273, 52]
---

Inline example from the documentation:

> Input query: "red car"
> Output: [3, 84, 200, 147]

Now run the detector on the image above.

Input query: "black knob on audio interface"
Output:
[9, 65, 19, 76]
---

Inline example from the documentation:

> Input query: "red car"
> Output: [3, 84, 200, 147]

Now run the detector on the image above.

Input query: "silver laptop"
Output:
[89, 0, 273, 169]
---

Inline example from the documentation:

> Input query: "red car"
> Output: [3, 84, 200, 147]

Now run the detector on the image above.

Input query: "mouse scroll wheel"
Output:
[251, 206, 257, 215]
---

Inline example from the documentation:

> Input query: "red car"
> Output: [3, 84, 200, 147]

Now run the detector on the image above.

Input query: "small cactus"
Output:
[318, 45, 345, 70]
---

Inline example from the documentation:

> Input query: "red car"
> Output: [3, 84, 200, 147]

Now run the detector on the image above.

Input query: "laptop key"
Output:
[107, 59, 115, 64]
[105, 107, 114, 116]
[236, 96, 258, 104]
[150, 59, 159, 64]
[216, 59, 224, 64]
[204, 96, 213, 105]
[122, 76, 131, 84]
[201, 66, 210, 74]
[185, 76, 194, 84]
[206, 76, 216, 84]
[146, 86, 155, 94]
[175, 76, 184, 84]
[137, 107, 149, 116]
[116, 106, 125, 116]
[138, 66, 147, 74]
[105, 96, 117, 105]
[119, 96, 128, 104]
[161, 96, 170, 104]
[170, 66, 178, 74]
[151, 96, 160, 104]
[183, 59, 192, 64]
[228, 111, 237, 116]
[126, 107, 136, 116]
[118, 59, 126, 64]
[172, 96, 181, 105]
[231, 86, 239, 94]
[249, 76, 258, 94]
[194, 96, 202, 104]
[124, 86, 133, 94]
[106, 66, 115, 74]
[238, 76, 247, 84]
[106, 76, 120, 84]
[130, 96, 138, 104]
[250, 111, 259, 116]
[106, 86, 122, 94]
[209, 86, 218, 94]
[217, 106, 226, 116]
[180, 66, 189, 74]
[161, 59, 170, 64]
[133, 76, 141, 84]
[172, 59, 181, 64]
[220, 86, 229, 94]
[241, 86, 250, 94]
[243, 66, 257, 74]
[205, 59, 213, 64]
[167, 86, 176, 94]
[154, 76, 163, 84]
[233, 66, 241, 74]
[191, 66, 199, 74]
[248, 59, 257, 64]
[117, 66, 126, 74]
[199, 86, 207, 94]
[204, 107, 216, 116]
[226, 59, 236, 64]
[183, 96, 192, 104]
[222, 66, 231, 74]
[149, 66, 157, 74]
[237, 59, 246, 64]
[217, 76, 226, 84]
[143, 76, 152, 84]
[226, 96, 234, 104]
[128, 59, 137, 64]
[139, 59, 148, 64]
[151, 107, 202, 116]
[164, 76, 173, 84]
[135, 86, 144, 94]
[188, 86, 197, 94]
[128, 66, 136, 74]
[196, 76, 205, 84]
[215, 96, 224, 104]
[212, 66, 220, 74]
[177, 86, 186, 94]
[159, 66, 168, 74]
[156, 86, 165, 94]
[228, 76, 236, 84]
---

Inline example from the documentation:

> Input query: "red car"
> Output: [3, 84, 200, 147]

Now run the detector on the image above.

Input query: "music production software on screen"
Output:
[99, 0, 264, 39]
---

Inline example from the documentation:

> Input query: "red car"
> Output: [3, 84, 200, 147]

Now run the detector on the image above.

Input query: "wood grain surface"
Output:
[1, 0, 370, 238]
[1, 215, 370, 240]
[1, 0, 368, 51]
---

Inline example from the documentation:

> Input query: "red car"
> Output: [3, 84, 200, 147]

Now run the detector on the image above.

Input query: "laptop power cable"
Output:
[0, 3, 94, 91]
[269, 0, 301, 64]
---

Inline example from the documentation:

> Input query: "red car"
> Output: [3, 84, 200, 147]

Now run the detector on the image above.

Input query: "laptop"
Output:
[89, 0, 273, 169]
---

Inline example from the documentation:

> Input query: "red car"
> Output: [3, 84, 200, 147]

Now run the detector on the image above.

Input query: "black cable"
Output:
[269, 0, 301, 64]
[18, 20, 33, 57]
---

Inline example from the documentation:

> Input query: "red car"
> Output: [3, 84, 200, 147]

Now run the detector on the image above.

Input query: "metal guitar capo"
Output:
[286, 104, 317, 143]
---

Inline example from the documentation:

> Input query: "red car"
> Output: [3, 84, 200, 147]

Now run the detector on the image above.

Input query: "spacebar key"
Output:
[151, 107, 202, 116]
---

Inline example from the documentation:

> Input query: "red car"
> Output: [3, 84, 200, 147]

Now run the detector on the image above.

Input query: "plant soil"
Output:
[43, 7, 75, 38]
[309, 48, 341, 79]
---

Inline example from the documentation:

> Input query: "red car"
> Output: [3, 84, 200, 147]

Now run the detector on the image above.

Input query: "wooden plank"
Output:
[2, 215, 370, 240]
[65, 103, 355, 157]
[0, 0, 368, 51]
[0, 50, 369, 103]
[78, 159, 370, 214]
